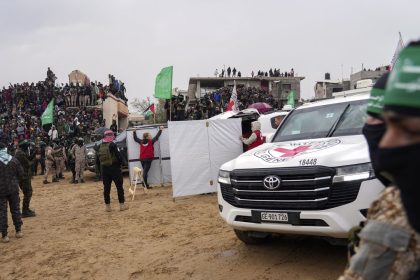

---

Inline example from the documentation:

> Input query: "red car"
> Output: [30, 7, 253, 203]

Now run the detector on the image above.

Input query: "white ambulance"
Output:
[217, 87, 385, 244]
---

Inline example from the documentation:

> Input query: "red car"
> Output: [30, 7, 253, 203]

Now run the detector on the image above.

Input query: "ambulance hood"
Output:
[221, 135, 369, 171]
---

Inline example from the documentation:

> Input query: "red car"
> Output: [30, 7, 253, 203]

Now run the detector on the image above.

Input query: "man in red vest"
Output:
[133, 126, 163, 188]
[240, 121, 264, 151]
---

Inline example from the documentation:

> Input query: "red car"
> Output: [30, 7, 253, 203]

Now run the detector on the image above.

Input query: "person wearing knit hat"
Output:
[362, 72, 391, 187]
[345, 73, 392, 260]
[340, 42, 420, 280]
[378, 41, 420, 233]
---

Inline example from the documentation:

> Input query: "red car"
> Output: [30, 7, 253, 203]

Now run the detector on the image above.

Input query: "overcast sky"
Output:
[1, 0, 419, 102]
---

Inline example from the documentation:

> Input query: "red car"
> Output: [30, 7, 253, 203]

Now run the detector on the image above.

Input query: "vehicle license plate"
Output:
[261, 212, 288, 222]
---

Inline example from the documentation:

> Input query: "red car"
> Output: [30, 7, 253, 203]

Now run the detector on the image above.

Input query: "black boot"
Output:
[22, 209, 36, 218]
[22, 198, 36, 218]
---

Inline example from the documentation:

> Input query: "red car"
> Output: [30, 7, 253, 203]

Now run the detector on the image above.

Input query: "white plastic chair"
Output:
[129, 166, 148, 201]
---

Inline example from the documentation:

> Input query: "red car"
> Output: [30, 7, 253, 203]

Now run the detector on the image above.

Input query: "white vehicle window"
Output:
[270, 115, 285, 129]
[273, 100, 368, 142]
[331, 101, 368, 137]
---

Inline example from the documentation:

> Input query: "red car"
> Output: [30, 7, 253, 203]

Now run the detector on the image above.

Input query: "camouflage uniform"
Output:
[67, 143, 76, 183]
[53, 145, 66, 179]
[44, 145, 57, 183]
[14, 149, 33, 215]
[339, 187, 420, 280]
[71, 144, 86, 183]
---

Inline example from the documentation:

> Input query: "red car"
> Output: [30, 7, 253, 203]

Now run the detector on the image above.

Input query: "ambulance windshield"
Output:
[272, 99, 368, 142]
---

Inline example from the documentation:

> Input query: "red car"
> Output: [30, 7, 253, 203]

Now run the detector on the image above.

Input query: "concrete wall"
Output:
[350, 70, 388, 89]
[102, 94, 128, 132]
[273, 78, 301, 103]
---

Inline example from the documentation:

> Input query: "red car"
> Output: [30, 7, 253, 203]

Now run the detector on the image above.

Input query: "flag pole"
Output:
[399, 31, 404, 48]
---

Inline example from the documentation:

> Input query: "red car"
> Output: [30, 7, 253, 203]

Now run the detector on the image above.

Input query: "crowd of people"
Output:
[0, 68, 129, 192]
[252, 68, 295, 78]
[0, 68, 131, 153]
[165, 85, 278, 121]
[1, 41, 420, 277]
[214, 66, 243, 78]
[214, 67, 295, 78]
[0, 68, 133, 242]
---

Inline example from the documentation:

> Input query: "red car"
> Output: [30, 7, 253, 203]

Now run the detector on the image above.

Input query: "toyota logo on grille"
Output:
[263, 175, 281, 190]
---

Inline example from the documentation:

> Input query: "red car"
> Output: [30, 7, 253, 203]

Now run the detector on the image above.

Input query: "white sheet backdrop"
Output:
[126, 125, 171, 186]
[169, 119, 242, 198]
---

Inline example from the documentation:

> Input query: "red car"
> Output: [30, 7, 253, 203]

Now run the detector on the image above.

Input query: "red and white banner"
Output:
[226, 80, 238, 112]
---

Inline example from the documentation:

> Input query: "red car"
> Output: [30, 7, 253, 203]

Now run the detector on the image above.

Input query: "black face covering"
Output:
[375, 143, 420, 233]
[362, 123, 391, 186]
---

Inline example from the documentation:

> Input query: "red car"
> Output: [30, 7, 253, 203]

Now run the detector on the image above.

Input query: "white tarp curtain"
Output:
[169, 119, 242, 198]
[126, 125, 171, 186]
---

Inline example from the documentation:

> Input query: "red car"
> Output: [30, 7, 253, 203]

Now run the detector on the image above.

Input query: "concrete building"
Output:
[67, 70, 129, 132]
[187, 76, 304, 106]
[350, 66, 389, 89]
[314, 73, 350, 99]
[102, 93, 129, 132]
[68, 70, 90, 86]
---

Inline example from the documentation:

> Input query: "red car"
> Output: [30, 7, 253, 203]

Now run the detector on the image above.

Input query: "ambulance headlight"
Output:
[218, 170, 231, 185]
[333, 163, 374, 183]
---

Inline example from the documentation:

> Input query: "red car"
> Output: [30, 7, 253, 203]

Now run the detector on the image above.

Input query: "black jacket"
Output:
[0, 157, 23, 196]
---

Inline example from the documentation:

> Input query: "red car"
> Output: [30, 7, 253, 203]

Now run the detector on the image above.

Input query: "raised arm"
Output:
[133, 131, 141, 144]
[152, 126, 164, 144]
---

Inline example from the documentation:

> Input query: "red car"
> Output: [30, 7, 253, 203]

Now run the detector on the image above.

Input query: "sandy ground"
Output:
[0, 171, 347, 280]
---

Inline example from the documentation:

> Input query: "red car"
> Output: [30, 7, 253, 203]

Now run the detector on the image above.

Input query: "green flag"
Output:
[287, 91, 295, 108]
[154, 66, 173, 100]
[41, 99, 54, 126]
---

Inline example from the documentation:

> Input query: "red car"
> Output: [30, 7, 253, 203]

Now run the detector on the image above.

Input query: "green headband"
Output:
[367, 73, 389, 115]
[19, 140, 30, 146]
[384, 43, 420, 110]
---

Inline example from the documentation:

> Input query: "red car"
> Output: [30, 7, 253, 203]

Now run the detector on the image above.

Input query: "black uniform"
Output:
[14, 149, 34, 216]
[0, 156, 23, 237]
[99, 142, 125, 204]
